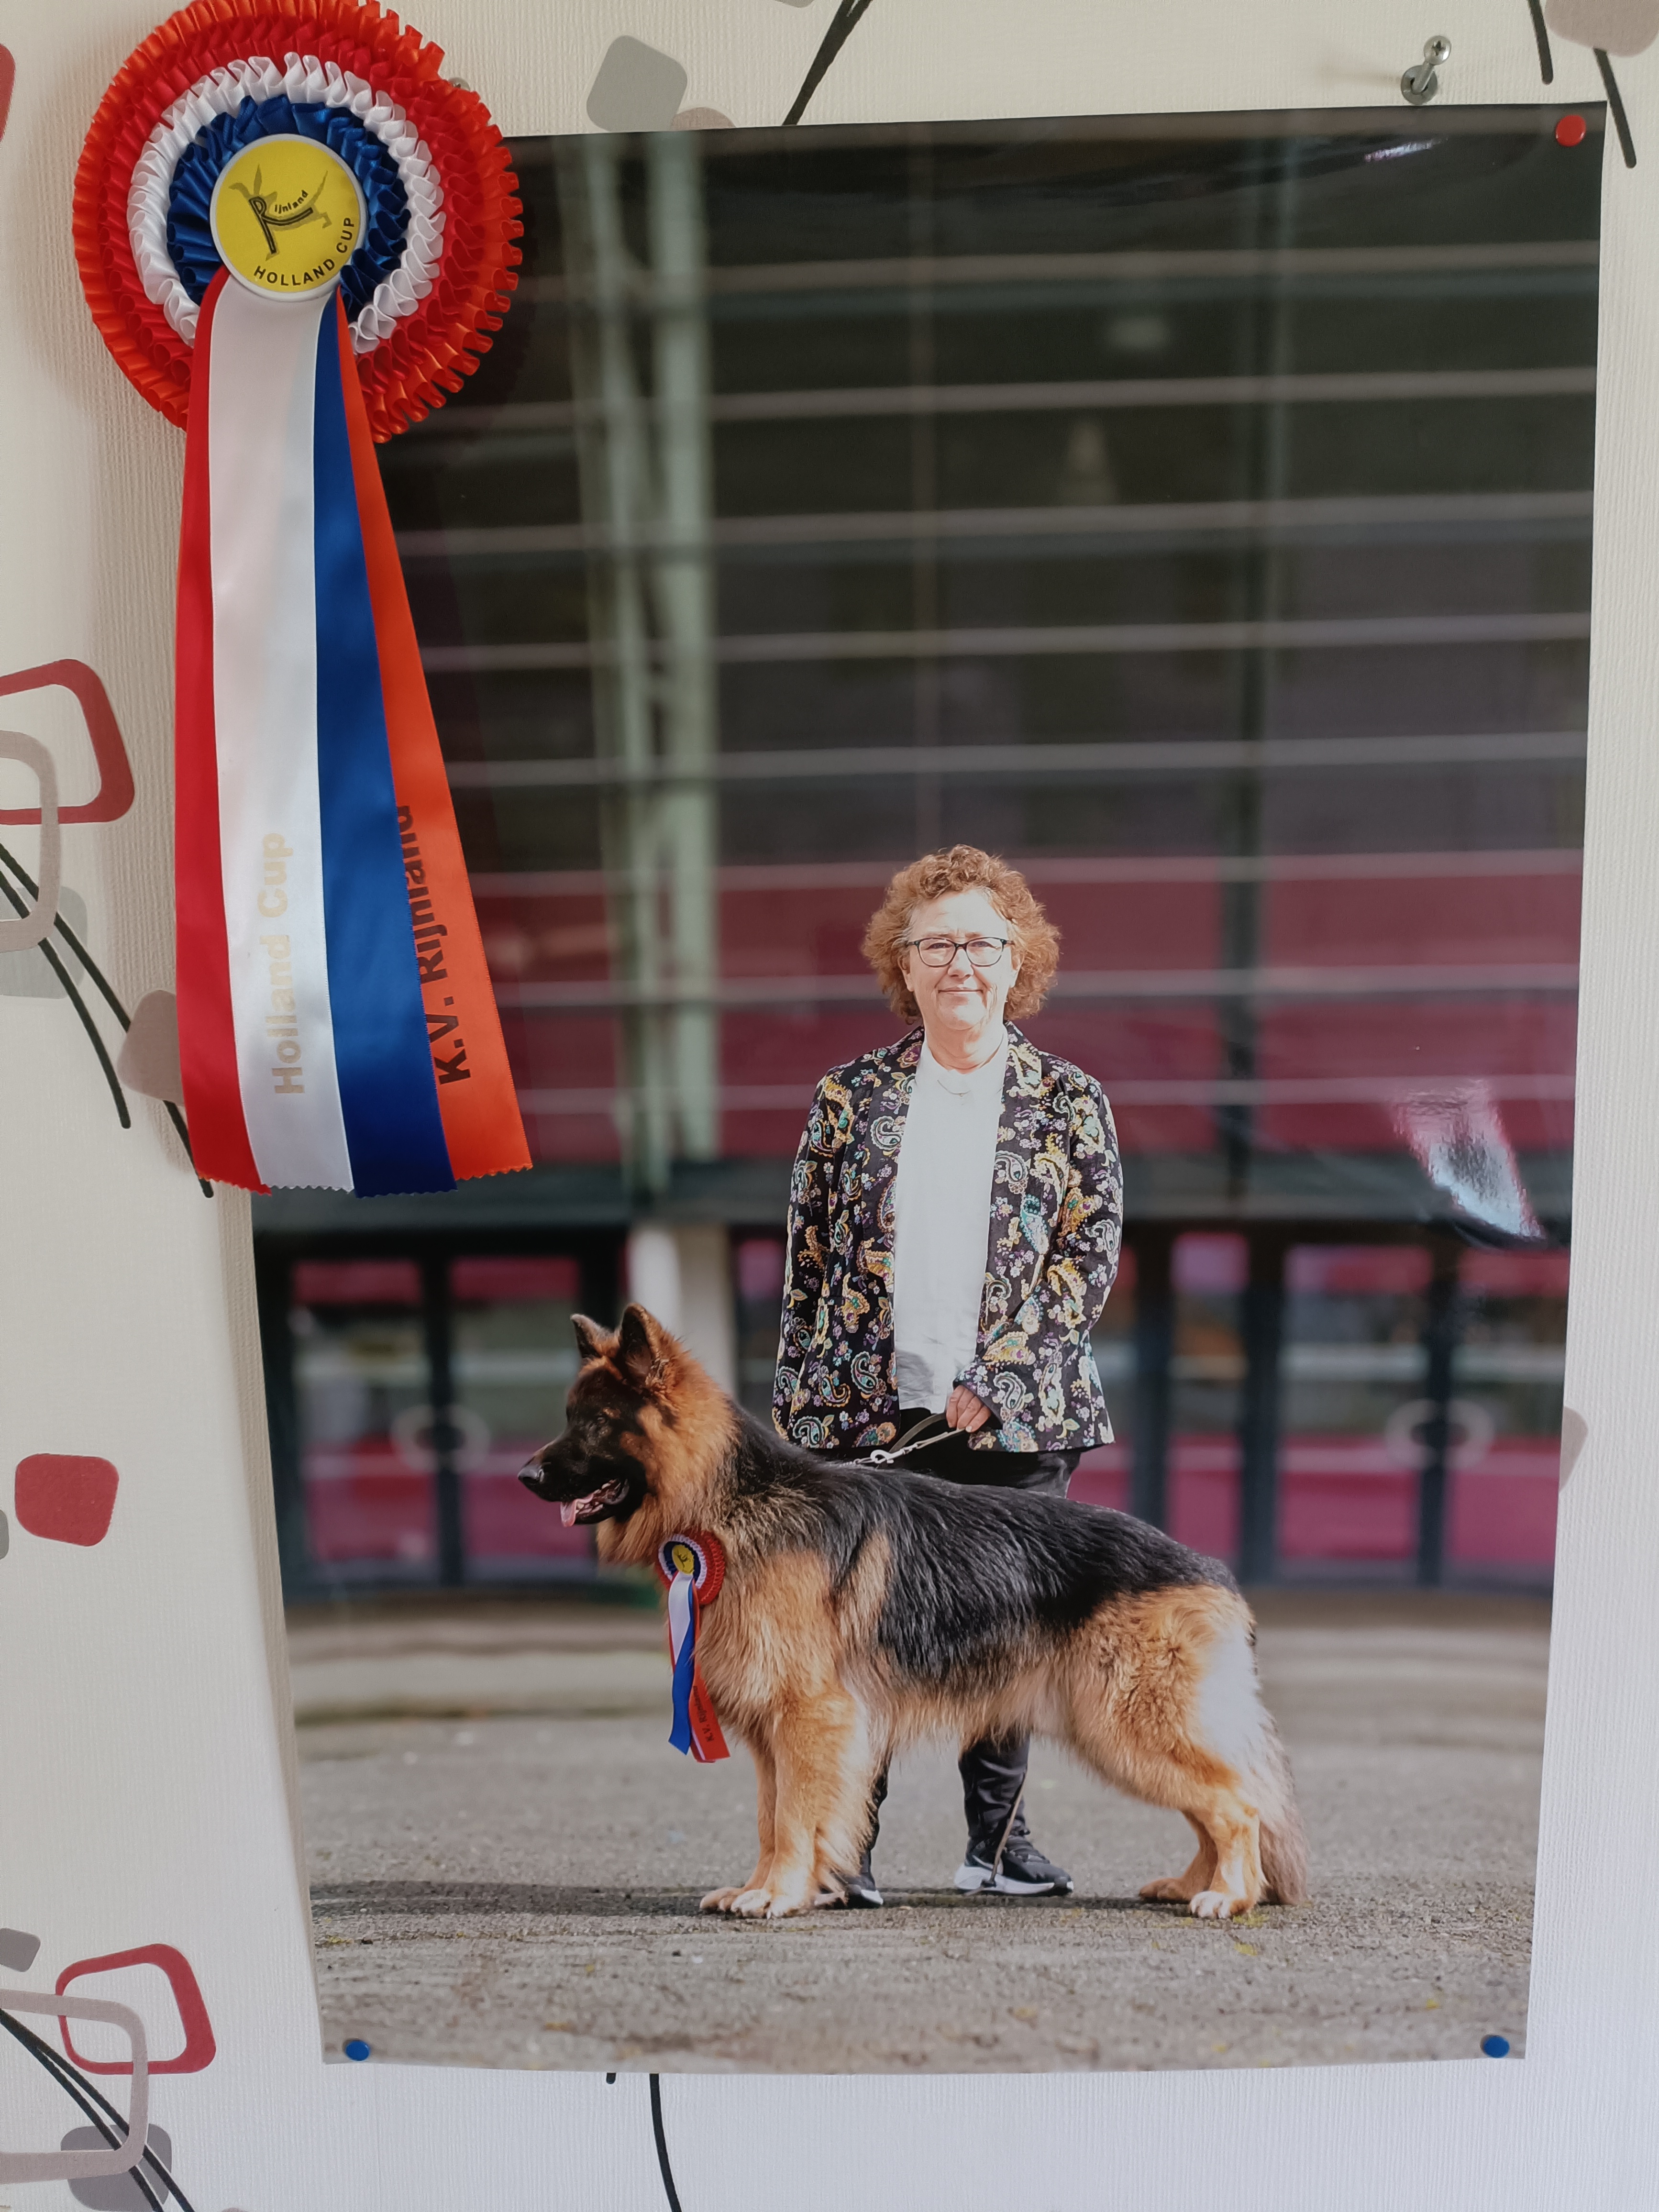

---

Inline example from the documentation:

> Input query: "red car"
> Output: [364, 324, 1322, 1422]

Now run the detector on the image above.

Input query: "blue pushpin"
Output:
[344, 2039, 372, 2062]
[1481, 2035, 1510, 2058]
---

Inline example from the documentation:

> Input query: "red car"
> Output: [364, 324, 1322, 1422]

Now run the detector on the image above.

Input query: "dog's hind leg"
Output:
[1081, 1731, 1265, 1920]
[701, 1736, 776, 1913]
[1139, 1814, 1217, 1905]
[1066, 1585, 1304, 1919]
[1140, 1789, 1263, 1920]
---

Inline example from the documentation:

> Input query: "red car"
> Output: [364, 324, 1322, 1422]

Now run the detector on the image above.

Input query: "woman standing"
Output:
[774, 845, 1122, 1903]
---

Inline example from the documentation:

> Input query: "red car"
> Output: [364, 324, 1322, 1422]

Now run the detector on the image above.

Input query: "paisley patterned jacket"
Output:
[772, 1025, 1123, 1455]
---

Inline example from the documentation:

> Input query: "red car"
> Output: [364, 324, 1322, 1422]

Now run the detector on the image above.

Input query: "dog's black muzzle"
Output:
[518, 1441, 642, 1527]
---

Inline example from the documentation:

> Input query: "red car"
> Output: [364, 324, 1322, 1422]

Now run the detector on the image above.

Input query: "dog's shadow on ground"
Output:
[310, 1880, 1204, 1923]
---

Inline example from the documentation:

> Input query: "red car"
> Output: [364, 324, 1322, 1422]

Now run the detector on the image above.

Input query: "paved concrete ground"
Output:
[290, 1589, 1547, 2074]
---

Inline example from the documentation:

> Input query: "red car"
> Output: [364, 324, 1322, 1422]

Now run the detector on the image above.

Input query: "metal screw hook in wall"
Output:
[1401, 35, 1452, 102]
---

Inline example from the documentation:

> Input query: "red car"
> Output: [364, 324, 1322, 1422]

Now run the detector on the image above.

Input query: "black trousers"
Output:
[864, 1411, 1081, 1857]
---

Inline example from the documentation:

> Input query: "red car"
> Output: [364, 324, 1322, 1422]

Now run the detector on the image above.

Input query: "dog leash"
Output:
[865, 1411, 954, 1466]
[990, 1784, 1026, 1878]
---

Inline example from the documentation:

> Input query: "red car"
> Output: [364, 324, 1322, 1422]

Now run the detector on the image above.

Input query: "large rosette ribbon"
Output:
[74, 8, 529, 1194]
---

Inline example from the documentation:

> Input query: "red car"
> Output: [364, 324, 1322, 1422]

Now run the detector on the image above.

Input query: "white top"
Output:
[891, 1035, 1009, 1414]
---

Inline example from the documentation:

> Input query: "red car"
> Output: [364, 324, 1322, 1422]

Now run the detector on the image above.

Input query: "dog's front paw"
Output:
[1139, 1877, 1192, 1902]
[725, 1881, 816, 1918]
[1189, 1890, 1247, 1920]
[763, 1887, 817, 1919]
[699, 1886, 745, 1913]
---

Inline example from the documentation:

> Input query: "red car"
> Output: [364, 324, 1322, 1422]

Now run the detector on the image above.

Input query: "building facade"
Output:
[254, 112, 1593, 1595]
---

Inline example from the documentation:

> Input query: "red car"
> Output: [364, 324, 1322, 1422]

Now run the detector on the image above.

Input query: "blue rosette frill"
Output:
[166, 97, 410, 322]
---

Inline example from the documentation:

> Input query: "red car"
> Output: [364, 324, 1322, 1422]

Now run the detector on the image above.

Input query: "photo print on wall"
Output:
[241, 101, 1603, 2077]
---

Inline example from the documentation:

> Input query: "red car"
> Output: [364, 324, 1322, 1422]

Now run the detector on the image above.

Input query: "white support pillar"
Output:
[625, 1221, 736, 1395]
[558, 137, 674, 1193]
[647, 130, 720, 1165]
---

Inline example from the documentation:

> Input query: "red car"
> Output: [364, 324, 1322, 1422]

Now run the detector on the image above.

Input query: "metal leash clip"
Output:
[866, 1412, 954, 1466]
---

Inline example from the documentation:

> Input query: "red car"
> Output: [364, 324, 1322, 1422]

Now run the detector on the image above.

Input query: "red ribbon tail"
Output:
[334, 301, 530, 1184]
[688, 1662, 729, 1762]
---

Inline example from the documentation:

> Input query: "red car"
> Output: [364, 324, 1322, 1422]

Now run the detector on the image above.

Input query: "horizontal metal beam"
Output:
[469, 846, 1585, 898]
[696, 366, 1596, 424]
[516, 237, 1599, 308]
[425, 610, 1590, 677]
[397, 490, 1595, 563]
[446, 730, 1588, 793]
[515, 1072, 1576, 1116]
[403, 366, 1593, 442]
[514, 105, 1596, 155]
[496, 961, 1579, 1013]
[509, 108, 1599, 166]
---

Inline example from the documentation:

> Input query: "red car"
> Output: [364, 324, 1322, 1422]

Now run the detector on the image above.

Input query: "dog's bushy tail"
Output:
[1252, 1717, 1308, 1906]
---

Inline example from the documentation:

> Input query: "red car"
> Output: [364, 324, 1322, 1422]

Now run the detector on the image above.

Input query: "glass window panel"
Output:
[451, 1254, 588, 1579]
[1090, 1241, 1137, 1413]
[292, 1261, 431, 1577]
[1448, 1249, 1568, 1576]
[1170, 1233, 1247, 1563]
[734, 1236, 788, 1423]
[1074, 1244, 1134, 1513]
[1279, 1243, 1431, 1570]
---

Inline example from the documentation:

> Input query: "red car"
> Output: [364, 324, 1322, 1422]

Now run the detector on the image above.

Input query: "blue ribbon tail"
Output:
[669, 1611, 697, 1756]
[311, 303, 454, 1196]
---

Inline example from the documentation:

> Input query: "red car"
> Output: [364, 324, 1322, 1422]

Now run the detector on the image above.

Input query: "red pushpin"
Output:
[1556, 111, 1589, 144]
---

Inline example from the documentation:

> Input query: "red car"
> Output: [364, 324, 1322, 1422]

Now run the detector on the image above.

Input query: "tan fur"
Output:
[1064, 1587, 1272, 1914]
[694, 1552, 883, 1916]
[563, 1309, 1306, 1920]
[584, 1332, 737, 1575]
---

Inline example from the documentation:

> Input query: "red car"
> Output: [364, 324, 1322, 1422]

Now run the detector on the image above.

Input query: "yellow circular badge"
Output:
[670, 1541, 698, 1577]
[209, 136, 365, 301]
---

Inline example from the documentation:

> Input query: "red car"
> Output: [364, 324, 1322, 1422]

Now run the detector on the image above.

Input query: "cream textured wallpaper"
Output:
[2, 2, 1656, 2204]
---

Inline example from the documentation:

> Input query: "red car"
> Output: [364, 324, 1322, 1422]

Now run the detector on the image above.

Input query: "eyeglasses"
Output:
[903, 935, 1010, 968]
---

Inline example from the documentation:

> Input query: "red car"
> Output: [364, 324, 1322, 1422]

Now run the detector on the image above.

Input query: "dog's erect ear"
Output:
[572, 1314, 613, 1365]
[616, 1303, 674, 1389]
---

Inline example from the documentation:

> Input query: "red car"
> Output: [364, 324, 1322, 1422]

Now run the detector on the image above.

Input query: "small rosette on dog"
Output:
[656, 1533, 729, 1763]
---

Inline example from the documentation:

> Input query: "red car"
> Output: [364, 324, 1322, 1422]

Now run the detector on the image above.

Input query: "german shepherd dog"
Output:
[520, 1305, 1307, 1922]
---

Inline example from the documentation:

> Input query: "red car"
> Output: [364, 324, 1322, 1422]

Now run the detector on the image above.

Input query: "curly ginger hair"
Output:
[861, 846, 1061, 1023]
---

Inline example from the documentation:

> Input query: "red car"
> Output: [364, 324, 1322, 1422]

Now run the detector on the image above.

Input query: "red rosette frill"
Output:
[654, 1532, 727, 1606]
[73, 0, 521, 441]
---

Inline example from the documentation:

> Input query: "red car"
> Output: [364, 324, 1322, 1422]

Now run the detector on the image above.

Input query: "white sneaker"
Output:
[952, 1845, 1072, 1896]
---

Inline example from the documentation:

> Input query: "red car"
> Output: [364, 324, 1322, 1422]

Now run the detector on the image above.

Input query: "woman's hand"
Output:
[945, 1384, 992, 1433]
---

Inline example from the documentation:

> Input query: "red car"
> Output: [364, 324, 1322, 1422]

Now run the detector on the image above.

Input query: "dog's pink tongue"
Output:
[560, 1498, 582, 1526]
